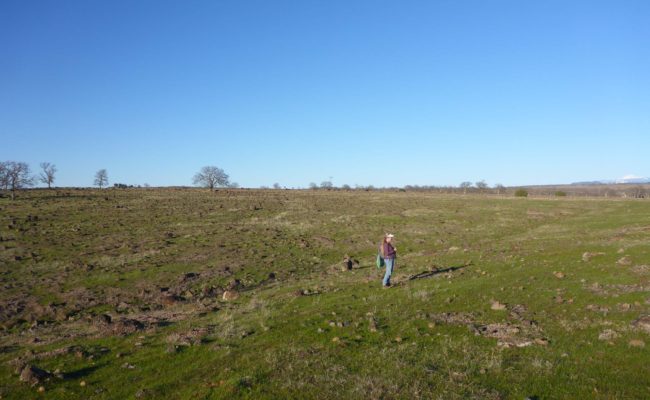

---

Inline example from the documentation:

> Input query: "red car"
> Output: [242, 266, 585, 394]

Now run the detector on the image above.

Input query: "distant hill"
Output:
[571, 176, 650, 185]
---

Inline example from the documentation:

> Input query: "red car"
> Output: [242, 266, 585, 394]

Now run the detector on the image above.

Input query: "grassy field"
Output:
[1, 188, 649, 399]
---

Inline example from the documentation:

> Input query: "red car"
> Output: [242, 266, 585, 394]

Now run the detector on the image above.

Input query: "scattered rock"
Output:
[368, 317, 378, 332]
[629, 339, 645, 348]
[160, 294, 183, 306]
[631, 265, 650, 275]
[93, 314, 147, 336]
[470, 323, 535, 348]
[19, 365, 53, 386]
[586, 304, 610, 314]
[553, 271, 565, 279]
[180, 272, 199, 282]
[617, 256, 633, 266]
[598, 329, 619, 341]
[222, 290, 239, 301]
[431, 312, 475, 325]
[582, 252, 605, 262]
[491, 301, 507, 311]
[226, 279, 241, 290]
[616, 256, 632, 266]
[631, 315, 650, 334]
[166, 327, 211, 347]
[586, 282, 650, 296]
[116, 301, 131, 313]
[448, 246, 460, 252]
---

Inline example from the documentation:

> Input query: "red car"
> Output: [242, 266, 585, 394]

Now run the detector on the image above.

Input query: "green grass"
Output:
[1, 189, 649, 399]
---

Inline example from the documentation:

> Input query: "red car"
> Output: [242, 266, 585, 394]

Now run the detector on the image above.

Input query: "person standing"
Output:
[380, 233, 397, 287]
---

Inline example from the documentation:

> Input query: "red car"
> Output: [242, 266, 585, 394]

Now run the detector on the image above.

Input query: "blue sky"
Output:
[1, 0, 648, 188]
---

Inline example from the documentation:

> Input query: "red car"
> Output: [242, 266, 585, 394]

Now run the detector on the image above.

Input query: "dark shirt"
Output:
[383, 242, 396, 259]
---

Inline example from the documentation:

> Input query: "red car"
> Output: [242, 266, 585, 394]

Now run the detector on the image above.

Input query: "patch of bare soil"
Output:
[631, 265, 650, 275]
[582, 252, 605, 262]
[586, 282, 650, 296]
[165, 325, 216, 349]
[430, 304, 547, 348]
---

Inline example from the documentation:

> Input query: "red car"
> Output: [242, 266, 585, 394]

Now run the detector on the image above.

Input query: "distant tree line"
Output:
[282, 180, 648, 199]
[1, 162, 647, 200]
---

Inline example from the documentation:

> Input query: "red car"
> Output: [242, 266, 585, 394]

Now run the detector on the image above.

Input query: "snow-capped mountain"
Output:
[614, 175, 650, 184]
[571, 175, 650, 185]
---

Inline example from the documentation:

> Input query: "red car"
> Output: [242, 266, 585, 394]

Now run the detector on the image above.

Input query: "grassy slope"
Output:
[1, 189, 649, 399]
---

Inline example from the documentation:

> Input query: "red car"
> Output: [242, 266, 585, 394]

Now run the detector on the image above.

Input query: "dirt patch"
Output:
[165, 325, 215, 347]
[631, 265, 650, 275]
[617, 256, 633, 266]
[312, 236, 335, 247]
[586, 282, 650, 296]
[582, 252, 605, 262]
[431, 305, 545, 348]
[91, 314, 148, 336]
[469, 323, 544, 348]
[429, 312, 476, 325]
[586, 304, 610, 314]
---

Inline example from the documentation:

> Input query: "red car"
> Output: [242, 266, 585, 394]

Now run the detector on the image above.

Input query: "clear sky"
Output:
[1, 0, 648, 188]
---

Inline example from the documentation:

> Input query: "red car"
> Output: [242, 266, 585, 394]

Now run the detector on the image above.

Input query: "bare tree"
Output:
[0, 161, 9, 190]
[94, 169, 109, 189]
[4, 161, 34, 200]
[460, 181, 472, 194]
[228, 182, 240, 188]
[494, 183, 506, 195]
[320, 180, 333, 189]
[39, 162, 57, 189]
[273, 183, 281, 189]
[475, 180, 488, 192]
[309, 182, 318, 190]
[631, 186, 647, 199]
[192, 166, 230, 190]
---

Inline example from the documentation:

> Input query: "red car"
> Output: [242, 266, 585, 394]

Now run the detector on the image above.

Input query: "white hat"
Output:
[386, 233, 395, 238]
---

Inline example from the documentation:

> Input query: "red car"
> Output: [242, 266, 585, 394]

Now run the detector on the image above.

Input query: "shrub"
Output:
[514, 189, 528, 197]
[555, 191, 567, 197]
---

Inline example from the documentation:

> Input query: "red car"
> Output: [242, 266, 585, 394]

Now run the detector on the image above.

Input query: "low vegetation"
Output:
[1, 189, 649, 399]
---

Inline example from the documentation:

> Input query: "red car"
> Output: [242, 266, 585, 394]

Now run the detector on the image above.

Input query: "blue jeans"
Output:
[383, 258, 395, 286]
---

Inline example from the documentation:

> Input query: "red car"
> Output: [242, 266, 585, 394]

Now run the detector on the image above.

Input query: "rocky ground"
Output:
[0, 188, 649, 399]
